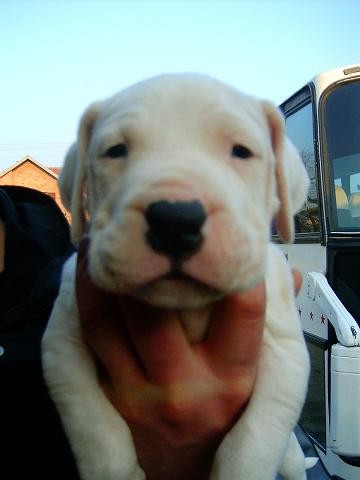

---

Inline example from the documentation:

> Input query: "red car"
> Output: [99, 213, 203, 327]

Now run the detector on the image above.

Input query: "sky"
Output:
[0, 0, 359, 171]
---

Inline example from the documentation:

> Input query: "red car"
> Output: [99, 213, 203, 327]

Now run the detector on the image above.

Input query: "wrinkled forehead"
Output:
[92, 74, 269, 147]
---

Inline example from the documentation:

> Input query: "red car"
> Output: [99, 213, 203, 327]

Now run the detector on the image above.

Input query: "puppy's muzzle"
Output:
[145, 200, 206, 264]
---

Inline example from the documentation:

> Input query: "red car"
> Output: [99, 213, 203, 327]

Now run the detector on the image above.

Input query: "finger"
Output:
[76, 241, 144, 383]
[118, 296, 196, 383]
[292, 269, 302, 296]
[203, 281, 266, 369]
[77, 235, 91, 261]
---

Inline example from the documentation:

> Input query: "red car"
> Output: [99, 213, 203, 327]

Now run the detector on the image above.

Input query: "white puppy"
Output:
[42, 74, 310, 480]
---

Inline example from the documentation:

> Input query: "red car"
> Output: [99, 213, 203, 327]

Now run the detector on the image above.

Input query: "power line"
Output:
[0, 142, 71, 148]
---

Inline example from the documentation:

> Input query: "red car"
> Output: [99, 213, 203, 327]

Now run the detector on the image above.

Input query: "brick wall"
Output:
[0, 159, 70, 220]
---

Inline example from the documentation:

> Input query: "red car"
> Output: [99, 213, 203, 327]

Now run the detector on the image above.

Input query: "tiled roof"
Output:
[48, 167, 61, 175]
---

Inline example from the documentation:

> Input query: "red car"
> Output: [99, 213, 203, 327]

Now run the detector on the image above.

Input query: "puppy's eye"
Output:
[104, 144, 128, 158]
[232, 144, 252, 159]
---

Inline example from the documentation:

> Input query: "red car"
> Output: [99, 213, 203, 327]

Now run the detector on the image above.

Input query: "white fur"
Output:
[42, 73, 310, 480]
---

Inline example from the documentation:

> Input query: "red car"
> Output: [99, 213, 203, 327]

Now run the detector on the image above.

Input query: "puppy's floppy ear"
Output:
[58, 143, 78, 212]
[262, 101, 309, 243]
[59, 102, 103, 244]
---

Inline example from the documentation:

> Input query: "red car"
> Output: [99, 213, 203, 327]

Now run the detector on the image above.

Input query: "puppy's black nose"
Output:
[145, 200, 206, 261]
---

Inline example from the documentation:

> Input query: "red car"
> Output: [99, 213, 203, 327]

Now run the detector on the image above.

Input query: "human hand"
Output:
[76, 239, 301, 480]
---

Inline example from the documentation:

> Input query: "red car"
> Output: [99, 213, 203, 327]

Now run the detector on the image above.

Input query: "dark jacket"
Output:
[0, 186, 79, 479]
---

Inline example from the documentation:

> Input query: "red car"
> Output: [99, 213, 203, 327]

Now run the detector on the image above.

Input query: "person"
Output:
[0, 186, 78, 479]
[0, 185, 302, 479]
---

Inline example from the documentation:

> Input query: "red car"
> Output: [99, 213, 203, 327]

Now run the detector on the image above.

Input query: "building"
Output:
[0, 155, 69, 219]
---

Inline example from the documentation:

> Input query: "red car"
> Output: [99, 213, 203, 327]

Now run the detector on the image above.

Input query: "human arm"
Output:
[76, 240, 300, 480]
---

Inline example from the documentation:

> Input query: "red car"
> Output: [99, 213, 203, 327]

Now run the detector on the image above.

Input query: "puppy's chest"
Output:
[178, 305, 214, 343]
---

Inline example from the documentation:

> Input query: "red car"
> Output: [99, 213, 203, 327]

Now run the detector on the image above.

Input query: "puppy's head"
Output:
[61, 74, 308, 308]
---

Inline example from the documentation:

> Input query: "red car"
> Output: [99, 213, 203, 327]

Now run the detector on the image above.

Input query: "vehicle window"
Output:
[285, 102, 320, 235]
[324, 81, 360, 231]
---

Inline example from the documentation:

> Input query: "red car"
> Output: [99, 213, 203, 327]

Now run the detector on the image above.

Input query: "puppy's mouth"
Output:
[165, 269, 212, 285]
[149, 269, 219, 291]
[133, 269, 223, 308]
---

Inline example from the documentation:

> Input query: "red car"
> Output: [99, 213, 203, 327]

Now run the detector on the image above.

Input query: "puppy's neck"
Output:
[178, 305, 214, 343]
